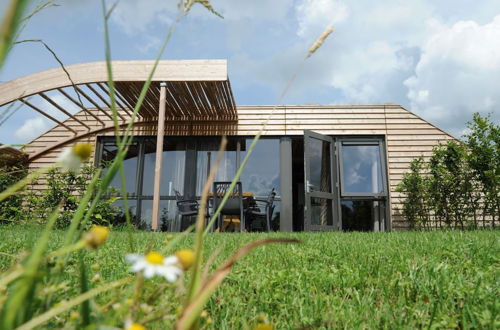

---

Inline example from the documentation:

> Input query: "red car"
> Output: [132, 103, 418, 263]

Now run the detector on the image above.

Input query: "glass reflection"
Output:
[341, 200, 383, 231]
[142, 138, 186, 196]
[140, 199, 179, 231]
[311, 197, 333, 226]
[240, 139, 280, 197]
[309, 138, 331, 193]
[102, 142, 139, 194]
[196, 138, 237, 196]
[341, 145, 383, 194]
[111, 199, 138, 226]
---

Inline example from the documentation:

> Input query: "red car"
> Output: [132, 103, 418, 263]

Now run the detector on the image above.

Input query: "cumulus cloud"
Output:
[110, 0, 175, 35]
[295, 0, 349, 37]
[405, 15, 500, 136]
[15, 118, 50, 142]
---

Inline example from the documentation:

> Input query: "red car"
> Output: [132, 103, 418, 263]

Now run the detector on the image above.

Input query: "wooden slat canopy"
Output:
[0, 144, 28, 166]
[0, 60, 237, 122]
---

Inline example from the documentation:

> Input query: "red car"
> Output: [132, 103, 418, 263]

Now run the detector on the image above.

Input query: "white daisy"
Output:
[125, 251, 183, 282]
[57, 143, 92, 173]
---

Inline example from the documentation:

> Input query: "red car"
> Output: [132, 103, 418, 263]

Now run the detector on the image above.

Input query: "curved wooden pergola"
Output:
[0, 60, 237, 230]
[0, 59, 236, 130]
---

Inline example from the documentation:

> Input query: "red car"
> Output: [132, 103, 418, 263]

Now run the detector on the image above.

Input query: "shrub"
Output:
[397, 113, 498, 229]
[25, 165, 121, 229]
[0, 164, 27, 222]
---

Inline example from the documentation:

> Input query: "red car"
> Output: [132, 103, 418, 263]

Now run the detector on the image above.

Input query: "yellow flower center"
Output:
[146, 252, 164, 265]
[175, 249, 195, 270]
[72, 143, 92, 160]
[127, 322, 146, 330]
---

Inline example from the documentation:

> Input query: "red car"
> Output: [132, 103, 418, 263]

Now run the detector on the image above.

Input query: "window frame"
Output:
[337, 137, 388, 198]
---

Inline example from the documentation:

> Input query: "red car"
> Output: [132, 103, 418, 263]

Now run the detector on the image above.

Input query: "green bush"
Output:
[22, 165, 121, 228]
[0, 164, 27, 221]
[397, 113, 499, 229]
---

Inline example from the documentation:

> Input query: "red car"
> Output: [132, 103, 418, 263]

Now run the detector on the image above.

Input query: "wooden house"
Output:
[0, 60, 455, 231]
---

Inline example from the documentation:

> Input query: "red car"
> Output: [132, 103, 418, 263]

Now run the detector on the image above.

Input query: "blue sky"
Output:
[1, 0, 500, 145]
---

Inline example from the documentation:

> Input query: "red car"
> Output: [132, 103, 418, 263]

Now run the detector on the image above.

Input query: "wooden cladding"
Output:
[24, 104, 455, 230]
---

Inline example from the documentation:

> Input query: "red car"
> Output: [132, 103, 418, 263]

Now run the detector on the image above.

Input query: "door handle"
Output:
[306, 180, 313, 193]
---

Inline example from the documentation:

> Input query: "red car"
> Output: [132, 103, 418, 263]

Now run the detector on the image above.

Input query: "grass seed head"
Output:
[307, 26, 334, 58]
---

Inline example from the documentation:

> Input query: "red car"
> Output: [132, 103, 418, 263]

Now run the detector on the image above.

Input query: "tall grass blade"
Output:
[177, 238, 300, 330]
[16, 277, 133, 330]
[186, 137, 227, 304]
[0, 204, 61, 329]
[79, 252, 91, 327]
[0, 0, 29, 69]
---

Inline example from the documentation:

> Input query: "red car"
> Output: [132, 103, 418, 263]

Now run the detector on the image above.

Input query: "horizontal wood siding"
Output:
[25, 105, 455, 230]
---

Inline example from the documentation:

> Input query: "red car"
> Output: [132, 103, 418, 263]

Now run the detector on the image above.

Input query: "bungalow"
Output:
[0, 60, 455, 232]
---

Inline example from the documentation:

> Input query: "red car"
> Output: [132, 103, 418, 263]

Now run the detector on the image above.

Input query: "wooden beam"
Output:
[74, 85, 114, 121]
[57, 88, 106, 126]
[20, 98, 77, 134]
[86, 83, 127, 121]
[151, 82, 167, 231]
[39, 92, 92, 130]
[96, 83, 134, 117]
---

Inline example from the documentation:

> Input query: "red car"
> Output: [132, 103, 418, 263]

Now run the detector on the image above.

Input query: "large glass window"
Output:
[98, 136, 282, 231]
[196, 138, 238, 196]
[340, 142, 384, 196]
[101, 140, 139, 194]
[142, 138, 186, 196]
[337, 138, 387, 232]
[240, 138, 280, 197]
[341, 200, 385, 232]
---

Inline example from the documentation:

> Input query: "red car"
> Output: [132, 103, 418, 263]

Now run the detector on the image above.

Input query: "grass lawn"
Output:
[0, 226, 499, 329]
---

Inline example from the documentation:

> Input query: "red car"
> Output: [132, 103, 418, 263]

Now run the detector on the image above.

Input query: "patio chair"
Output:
[173, 190, 199, 231]
[246, 188, 276, 232]
[212, 181, 245, 232]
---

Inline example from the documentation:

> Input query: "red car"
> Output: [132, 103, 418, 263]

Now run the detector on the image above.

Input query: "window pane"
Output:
[311, 197, 333, 226]
[102, 141, 139, 194]
[341, 200, 384, 231]
[240, 139, 280, 197]
[139, 199, 180, 231]
[341, 144, 383, 194]
[309, 137, 331, 193]
[196, 138, 237, 196]
[142, 138, 186, 196]
[111, 199, 137, 226]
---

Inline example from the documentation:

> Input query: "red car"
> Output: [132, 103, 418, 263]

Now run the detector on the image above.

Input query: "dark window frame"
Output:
[337, 137, 388, 198]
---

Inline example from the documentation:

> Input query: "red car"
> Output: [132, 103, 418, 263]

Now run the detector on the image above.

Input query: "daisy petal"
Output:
[163, 256, 179, 265]
[131, 260, 147, 273]
[143, 266, 156, 278]
[126, 254, 142, 263]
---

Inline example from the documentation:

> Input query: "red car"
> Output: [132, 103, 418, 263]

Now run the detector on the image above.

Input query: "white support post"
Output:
[152, 82, 167, 230]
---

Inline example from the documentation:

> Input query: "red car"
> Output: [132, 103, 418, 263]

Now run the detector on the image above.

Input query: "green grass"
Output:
[1, 226, 499, 329]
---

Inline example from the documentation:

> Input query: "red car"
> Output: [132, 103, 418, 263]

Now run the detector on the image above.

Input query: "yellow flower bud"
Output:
[175, 249, 195, 270]
[254, 324, 273, 330]
[69, 311, 79, 321]
[84, 225, 110, 249]
[127, 322, 146, 330]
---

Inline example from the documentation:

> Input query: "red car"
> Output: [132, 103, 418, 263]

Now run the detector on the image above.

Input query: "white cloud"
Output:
[15, 118, 50, 142]
[405, 15, 500, 136]
[37, 93, 80, 121]
[110, 0, 175, 35]
[295, 0, 349, 37]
